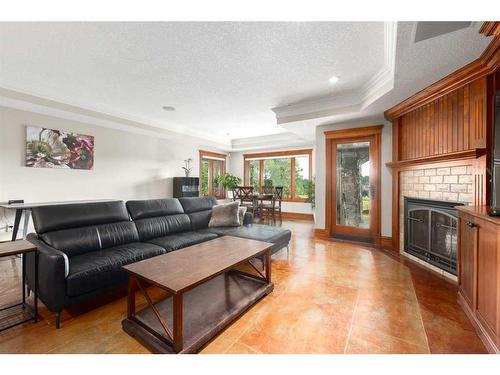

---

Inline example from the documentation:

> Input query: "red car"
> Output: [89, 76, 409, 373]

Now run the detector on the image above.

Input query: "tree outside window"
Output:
[244, 149, 312, 201]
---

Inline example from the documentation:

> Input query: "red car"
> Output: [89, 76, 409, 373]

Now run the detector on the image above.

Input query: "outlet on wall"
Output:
[5, 224, 12, 232]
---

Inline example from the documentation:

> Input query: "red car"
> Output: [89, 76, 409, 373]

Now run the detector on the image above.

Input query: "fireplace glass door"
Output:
[404, 197, 461, 275]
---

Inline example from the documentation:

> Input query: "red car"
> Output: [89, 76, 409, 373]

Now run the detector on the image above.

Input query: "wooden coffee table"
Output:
[121, 236, 274, 354]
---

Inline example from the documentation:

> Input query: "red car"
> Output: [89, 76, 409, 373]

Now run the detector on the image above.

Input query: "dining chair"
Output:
[232, 186, 242, 202]
[273, 186, 283, 220]
[235, 186, 256, 214]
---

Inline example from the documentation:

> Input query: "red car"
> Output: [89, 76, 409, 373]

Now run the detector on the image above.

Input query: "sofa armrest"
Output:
[26, 233, 69, 313]
[243, 211, 254, 225]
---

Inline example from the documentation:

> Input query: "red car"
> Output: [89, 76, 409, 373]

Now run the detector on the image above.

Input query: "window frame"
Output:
[243, 149, 313, 202]
[199, 150, 227, 199]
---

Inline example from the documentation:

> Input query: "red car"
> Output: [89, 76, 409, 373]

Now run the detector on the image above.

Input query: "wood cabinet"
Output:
[457, 206, 500, 353]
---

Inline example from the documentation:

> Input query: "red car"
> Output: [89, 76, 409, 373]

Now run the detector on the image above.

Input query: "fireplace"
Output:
[404, 197, 464, 275]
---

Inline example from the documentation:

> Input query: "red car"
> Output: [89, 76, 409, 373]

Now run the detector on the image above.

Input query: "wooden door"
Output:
[330, 133, 381, 243]
[458, 215, 477, 310]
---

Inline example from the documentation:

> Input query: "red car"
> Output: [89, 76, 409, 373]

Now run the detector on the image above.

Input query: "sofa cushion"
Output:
[147, 231, 218, 252]
[178, 197, 217, 213]
[208, 202, 241, 227]
[126, 199, 184, 220]
[206, 224, 291, 252]
[189, 210, 213, 230]
[134, 214, 191, 241]
[66, 242, 165, 297]
[39, 221, 139, 257]
[32, 201, 129, 234]
[179, 197, 219, 230]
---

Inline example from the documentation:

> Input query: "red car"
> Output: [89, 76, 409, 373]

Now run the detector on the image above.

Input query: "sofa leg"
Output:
[55, 312, 61, 329]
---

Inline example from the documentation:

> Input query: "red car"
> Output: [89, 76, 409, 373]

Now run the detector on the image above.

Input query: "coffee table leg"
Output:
[173, 293, 183, 353]
[127, 275, 136, 319]
[265, 249, 271, 283]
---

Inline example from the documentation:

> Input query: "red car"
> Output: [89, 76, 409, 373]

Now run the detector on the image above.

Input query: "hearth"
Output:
[404, 197, 464, 275]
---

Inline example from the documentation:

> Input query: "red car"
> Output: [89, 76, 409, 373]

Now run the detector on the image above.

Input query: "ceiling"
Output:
[0, 22, 493, 150]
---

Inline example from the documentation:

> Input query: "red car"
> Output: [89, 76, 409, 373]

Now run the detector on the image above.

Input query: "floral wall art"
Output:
[26, 126, 94, 170]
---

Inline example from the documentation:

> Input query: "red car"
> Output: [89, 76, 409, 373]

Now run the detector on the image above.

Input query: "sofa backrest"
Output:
[178, 197, 218, 230]
[126, 198, 191, 241]
[31, 201, 138, 257]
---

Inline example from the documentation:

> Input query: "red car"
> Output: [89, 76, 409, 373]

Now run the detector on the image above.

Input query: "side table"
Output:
[0, 240, 38, 331]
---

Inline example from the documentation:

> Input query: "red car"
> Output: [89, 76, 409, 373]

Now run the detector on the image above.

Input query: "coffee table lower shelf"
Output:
[122, 270, 273, 354]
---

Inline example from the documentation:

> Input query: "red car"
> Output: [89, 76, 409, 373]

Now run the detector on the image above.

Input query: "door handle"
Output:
[466, 221, 476, 228]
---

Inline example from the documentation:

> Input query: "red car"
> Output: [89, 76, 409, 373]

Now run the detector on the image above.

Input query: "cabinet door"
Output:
[476, 219, 498, 337]
[459, 216, 477, 309]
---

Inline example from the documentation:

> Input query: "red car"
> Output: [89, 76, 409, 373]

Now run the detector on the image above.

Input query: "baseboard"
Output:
[314, 228, 329, 239]
[380, 236, 394, 251]
[458, 293, 499, 354]
[280, 212, 314, 221]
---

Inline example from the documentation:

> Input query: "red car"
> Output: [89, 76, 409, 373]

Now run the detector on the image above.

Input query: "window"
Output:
[199, 150, 226, 199]
[244, 149, 312, 201]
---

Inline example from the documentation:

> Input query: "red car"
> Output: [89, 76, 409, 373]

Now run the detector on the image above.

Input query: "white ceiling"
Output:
[0, 22, 384, 144]
[0, 22, 493, 150]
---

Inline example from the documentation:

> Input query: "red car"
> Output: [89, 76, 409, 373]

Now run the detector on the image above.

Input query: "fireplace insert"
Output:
[404, 197, 464, 275]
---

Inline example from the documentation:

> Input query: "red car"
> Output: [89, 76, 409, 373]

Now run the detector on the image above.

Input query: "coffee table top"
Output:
[123, 236, 273, 294]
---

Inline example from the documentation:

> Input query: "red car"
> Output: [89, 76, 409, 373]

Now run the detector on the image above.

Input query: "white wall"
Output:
[228, 147, 314, 215]
[314, 119, 393, 237]
[0, 106, 225, 240]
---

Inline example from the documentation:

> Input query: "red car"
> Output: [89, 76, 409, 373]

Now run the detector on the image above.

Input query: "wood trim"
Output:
[325, 125, 382, 243]
[324, 125, 383, 139]
[198, 150, 227, 159]
[385, 31, 500, 121]
[280, 212, 314, 221]
[380, 236, 394, 251]
[386, 149, 485, 169]
[458, 292, 499, 354]
[243, 149, 312, 159]
[199, 150, 227, 199]
[479, 22, 500, 37]
[314, 228, 329, 239]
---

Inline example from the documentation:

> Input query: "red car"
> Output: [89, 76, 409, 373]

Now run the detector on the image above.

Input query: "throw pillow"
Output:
[208, 201, 241, 227]
[238, 206, 248, 226]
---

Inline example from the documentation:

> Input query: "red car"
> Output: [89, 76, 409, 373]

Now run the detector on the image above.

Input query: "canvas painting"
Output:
[26, 126, 94, 170]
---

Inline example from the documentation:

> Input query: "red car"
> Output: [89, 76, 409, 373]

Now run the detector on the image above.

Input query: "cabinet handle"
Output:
[466, 221, 476, 228]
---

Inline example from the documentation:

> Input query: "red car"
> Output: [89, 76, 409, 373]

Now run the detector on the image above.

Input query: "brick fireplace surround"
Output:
[399, 164, 473, 278]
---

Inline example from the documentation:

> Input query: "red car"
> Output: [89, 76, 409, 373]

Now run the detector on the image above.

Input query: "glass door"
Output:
[331, 135, 379, 242]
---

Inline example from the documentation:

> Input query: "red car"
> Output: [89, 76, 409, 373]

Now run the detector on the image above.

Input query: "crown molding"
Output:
[272, 22, 397, 125]
[384, 22, 499, 121]
[0, 87, 232, 149]
[230, 132, 313, 152]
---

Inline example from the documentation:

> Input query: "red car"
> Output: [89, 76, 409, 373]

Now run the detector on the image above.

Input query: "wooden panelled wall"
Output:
[396, 77, 486, 161]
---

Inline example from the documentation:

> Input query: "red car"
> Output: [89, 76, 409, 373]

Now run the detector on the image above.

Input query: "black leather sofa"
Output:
[26, 197, 291, 328]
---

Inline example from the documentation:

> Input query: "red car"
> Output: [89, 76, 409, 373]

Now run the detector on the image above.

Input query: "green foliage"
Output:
[305, 178, 315, 208]
[200, 160, 209, 196]
[213, 173, 242, 190]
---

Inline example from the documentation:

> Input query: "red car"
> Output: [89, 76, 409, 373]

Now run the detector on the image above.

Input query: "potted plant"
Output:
[306, 179, 316, 220]
[213, 173, 242, 199]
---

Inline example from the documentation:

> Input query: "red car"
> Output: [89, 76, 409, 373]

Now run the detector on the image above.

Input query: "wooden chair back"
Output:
[240, 186, 255, 203]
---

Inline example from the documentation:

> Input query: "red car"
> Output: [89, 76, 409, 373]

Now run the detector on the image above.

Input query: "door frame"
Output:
[325, 125, 383, 245]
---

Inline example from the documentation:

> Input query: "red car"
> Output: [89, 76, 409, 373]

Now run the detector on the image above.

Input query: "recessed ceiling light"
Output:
[328, 76, 340, 84]
[162, 106, 176, 111]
